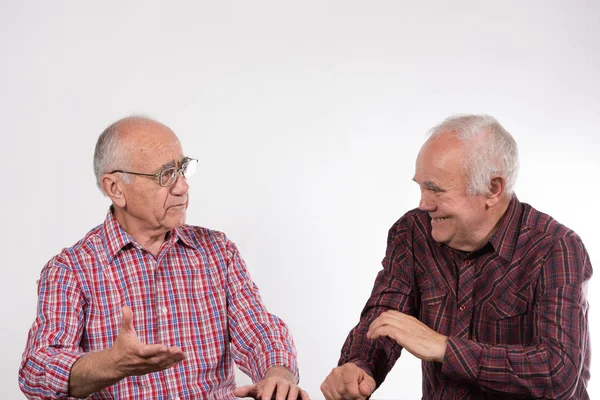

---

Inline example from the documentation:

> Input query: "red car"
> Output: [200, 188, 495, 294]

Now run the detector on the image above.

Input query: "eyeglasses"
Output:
[110, 158, 198, 187]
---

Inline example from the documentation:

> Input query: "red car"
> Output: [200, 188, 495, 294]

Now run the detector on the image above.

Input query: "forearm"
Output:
[226, 238, 299, 382]
[441, 336, 580, 398]
[339, 309, 403, 385]
[69, 349, 123, 398]
[230, 320, 299, 383]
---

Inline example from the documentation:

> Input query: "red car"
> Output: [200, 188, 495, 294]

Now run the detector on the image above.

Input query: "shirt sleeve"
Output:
[441, 235, 592, 398]
[224, 237, 299, 383]
[18, 257, 86, 399]
[338, 217, 415, 386]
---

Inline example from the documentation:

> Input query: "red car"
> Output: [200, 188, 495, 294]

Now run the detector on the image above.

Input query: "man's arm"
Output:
[338, 219, 416, 385]
[68, 306, 185, 398]
[19, 260, 185, 399]
[368, 235, 592, 398]
[19, 260, 88, 399]
[222, 235, 307, 398]
[321, 218, 416, 400]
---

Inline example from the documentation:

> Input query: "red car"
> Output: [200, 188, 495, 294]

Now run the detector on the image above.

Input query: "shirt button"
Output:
[464, 260, 472, 266]
[459, 304, 467, 311]
[457, 388, 466, 396]
[161, 306, 168, 315]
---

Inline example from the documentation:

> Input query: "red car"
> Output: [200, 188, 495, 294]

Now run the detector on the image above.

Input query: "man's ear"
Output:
[485, 176, 505, 207]
[101, 174, 127, 208]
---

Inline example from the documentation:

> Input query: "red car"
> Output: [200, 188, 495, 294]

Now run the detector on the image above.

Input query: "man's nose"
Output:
[418, 191, 436, 212]
[170, 172, 189, 195]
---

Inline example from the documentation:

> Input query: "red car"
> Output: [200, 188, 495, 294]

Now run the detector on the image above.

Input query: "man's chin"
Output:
[164, 213, 187, 230]
[430, 229, 449, 245]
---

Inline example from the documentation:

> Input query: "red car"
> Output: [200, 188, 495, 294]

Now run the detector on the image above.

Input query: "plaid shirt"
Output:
[19, 210, 298, 399]
[340, 196, 591, 399]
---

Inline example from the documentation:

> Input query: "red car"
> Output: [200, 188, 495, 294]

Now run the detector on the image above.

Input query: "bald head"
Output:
[93, 116, 180, 192]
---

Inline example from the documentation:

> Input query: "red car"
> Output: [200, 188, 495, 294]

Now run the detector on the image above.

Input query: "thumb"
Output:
[233, 384, 256, 397]
[359, 375, 375, 396]
[120, 306, 135, 335]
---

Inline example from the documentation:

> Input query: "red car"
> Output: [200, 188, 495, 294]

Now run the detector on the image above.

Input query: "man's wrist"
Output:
[264, 365, 296, 383]
[437, 335, 449, 363]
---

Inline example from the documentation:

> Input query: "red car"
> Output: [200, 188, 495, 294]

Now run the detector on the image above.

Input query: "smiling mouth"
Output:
[431, 217, 449, 222]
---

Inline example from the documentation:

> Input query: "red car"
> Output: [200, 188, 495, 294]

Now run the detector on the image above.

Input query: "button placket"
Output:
[454, 258, 475, 338]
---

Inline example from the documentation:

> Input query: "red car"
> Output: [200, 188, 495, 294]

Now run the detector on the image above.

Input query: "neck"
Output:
[469, 195, 512, 251]
[112, 207, 168, 256]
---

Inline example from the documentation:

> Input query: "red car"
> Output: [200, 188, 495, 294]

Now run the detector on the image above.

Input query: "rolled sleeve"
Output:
[19, 259, 86, 399]
[224, 237, 299, 383]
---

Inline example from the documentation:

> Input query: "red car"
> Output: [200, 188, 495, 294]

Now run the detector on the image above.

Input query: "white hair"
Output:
[428, 114, 519, 196]
[93, 116, 154, 193]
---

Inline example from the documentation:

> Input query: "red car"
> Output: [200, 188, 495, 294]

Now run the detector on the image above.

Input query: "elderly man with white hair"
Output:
[321, 115, 591, 399]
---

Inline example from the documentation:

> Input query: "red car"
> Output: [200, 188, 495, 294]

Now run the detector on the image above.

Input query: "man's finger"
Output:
[284, 384, 298, 400]
[120, 306, 135, 335]
[368, 310, 408, 334]
[300, 389, 311, 400]
[320, 381, 332, 400]
[260, 379, 276, 400]
[234, 384, 257, 397]
[137, 343, 169, 358]
[359, 376, 375, 397]
[370, 324, 404, 343]
[274, 379, 290, 400]
[340, 375, 360, 398]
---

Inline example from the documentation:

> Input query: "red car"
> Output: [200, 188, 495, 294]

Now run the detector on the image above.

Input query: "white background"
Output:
[1, 1, 599, 399]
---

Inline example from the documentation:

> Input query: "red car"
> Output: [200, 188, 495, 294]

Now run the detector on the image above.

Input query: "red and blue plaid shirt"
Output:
[340, 195, 591, 399]
[19, 210, 298, 399]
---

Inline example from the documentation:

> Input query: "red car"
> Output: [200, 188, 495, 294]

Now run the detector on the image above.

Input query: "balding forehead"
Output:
[115, 118, 182, 164]
[115, 116, 171, 133]
[116, 118, 177, 142]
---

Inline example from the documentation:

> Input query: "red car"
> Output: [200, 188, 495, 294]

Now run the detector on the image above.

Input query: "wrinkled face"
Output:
[119, 122, 190, 233]
[413, 134, 489, 251]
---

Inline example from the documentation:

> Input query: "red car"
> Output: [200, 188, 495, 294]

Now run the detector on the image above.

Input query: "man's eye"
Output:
[160, 168, 177, 180]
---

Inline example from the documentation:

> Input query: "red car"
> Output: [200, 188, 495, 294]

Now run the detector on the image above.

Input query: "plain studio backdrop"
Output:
[1, 1, 599, 399]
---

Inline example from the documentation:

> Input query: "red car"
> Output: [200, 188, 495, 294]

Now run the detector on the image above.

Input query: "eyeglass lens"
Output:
[159, 159, 197, 186]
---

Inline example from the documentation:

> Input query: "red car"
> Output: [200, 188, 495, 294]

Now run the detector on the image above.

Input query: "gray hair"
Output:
[93, 116, 152, 193]
[428, 114, 519, 196]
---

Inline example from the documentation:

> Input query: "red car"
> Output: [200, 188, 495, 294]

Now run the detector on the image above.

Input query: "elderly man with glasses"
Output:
[19, 116, 308, 400]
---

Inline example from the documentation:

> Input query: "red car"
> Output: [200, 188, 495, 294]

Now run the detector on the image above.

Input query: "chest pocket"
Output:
[419, 283, 451, 335]
[485, 291, 529, 345]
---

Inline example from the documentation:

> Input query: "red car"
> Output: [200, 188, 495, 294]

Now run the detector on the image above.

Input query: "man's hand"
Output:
[367, 310, 448, 362]
[234, 365, 310, 400]
[320, 363, 375, 400]
[69, 306, 186, 397]
[110, 306, 186, 378]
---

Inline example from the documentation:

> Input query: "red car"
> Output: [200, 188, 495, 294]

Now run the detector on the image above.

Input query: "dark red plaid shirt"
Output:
[340, 196, 591, 399]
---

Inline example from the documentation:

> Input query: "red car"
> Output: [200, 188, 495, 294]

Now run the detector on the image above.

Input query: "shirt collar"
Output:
[486, 194, 523, 262]
[102, 208, 196, 262]
[102, 208, 135, 262]
[169, 225, 197, 249]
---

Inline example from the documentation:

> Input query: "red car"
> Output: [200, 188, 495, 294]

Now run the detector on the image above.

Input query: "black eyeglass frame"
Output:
[110, 157, 198, 187]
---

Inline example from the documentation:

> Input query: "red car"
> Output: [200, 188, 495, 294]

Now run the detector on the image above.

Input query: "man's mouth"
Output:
[431, 216, 449, 222]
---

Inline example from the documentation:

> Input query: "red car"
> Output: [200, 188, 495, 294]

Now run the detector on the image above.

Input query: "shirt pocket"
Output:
[485, 291, 528, 345]
[419, 284, 450, 335]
